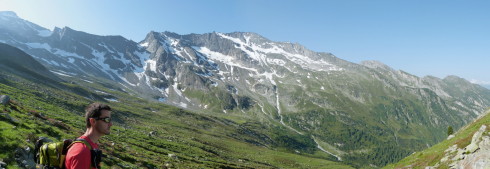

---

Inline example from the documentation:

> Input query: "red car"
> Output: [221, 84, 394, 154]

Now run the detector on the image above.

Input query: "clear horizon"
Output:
[1, 0, 489, 87]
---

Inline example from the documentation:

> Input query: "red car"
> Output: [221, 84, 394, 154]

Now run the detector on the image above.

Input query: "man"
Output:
[65, 103, 113, 169]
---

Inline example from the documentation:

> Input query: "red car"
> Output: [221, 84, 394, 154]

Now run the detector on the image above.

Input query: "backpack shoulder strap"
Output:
[68, 138, 93, 150]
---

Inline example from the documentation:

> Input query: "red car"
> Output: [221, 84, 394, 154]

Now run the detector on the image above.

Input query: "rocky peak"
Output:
[225, 32, 271, 45]
[141, 31, 175, 45]
[3, 14, 490, 168]
[161, 31, 183, 39]
[361, 60, 393, 71]
[52, 27, 76, 40]
[443, 75, 475, 88]
[0, 11, 50, 40]
[0, 11, 19, 19]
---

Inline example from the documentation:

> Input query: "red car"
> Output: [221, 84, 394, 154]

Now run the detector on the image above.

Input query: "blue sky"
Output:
[1, 0, 490, 86]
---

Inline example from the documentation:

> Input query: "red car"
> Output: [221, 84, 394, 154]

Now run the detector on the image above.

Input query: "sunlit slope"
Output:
[384, 109, 490, 169]
[0, 71, 352, 168]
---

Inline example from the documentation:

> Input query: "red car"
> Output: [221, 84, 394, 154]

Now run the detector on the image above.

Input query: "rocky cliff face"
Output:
[2, 11, 490, 167]
[450, 125, 490, 168]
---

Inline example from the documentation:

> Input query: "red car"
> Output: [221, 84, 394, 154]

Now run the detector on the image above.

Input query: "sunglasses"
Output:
[94, 117, 112, 123]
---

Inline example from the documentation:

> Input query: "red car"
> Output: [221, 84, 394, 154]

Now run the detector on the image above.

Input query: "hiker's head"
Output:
[85, 102, 112, 128]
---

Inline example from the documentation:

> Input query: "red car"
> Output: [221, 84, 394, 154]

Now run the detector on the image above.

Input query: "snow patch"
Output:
[67, 58, 75, 63]
[26, 42, 52, 51]
[178, 102, 188, 108]
[217, 33, 343, 72]
[267, 58, 286, 66]
[105, 98, 119, 102]
[98, 43, 117, 54]
[145, 59, 156, 72]
[140, 42, 149, 47]
[194, 46, 259, 73]
[95, 90, 109, 95]
[211, 81, 218, 87]
[37, 30, 52, 37]
[261, 71, 277, 85]
[217, 33, 268, 66]
[195, 46, 281, 85]
[173, 83, 183, 97]
[50, 71, 72, 77]
[158, 97, 166, 102]
[82, 79, 93, 83]
[47, 60, 60, 66]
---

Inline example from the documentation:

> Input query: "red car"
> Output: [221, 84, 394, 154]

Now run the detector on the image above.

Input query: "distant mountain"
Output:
[0, 43, 60, 82]
[1, 11, 490, 167]
[482, 84, 490, 89]
[0, 11, 148, 81]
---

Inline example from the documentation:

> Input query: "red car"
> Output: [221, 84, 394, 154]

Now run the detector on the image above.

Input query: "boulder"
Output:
[168, 154, 178, 160]
[472, 125, 487, 144]
[465, 143, 479, 154]
[480, 136, 490, 151]
[0, 161, 7, 168]
[463, 125, 487, 154]
[0, 95, 9, 105]
[441, 145, 458, 163]
[453, 125, 490, 168]
[14, 147, 35, 169]
[0, 113, 19, 123]
[163, 162, 173, 168]
[148, 131, 157, 137]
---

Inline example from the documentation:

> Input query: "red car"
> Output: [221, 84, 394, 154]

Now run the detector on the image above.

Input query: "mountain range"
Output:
[1, 11, 490, 168]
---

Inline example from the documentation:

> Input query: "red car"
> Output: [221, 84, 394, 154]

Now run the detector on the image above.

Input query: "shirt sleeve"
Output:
[65, 142, 92, 169]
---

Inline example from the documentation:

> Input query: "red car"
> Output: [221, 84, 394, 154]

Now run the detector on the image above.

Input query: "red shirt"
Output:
[65, 135, 99, 169]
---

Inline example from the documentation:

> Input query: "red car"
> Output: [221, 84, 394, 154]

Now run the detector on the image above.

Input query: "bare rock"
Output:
[0, 95, 9, 105]
[168, 154, 178, 160]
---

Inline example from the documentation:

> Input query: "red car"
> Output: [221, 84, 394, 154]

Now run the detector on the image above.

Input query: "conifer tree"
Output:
[447, 126, 454, 136]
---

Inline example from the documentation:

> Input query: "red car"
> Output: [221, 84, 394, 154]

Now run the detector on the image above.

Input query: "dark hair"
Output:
[85, 102, 111, 128]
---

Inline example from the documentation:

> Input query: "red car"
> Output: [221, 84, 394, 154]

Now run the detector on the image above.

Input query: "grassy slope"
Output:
[383, 109, 490, 169]
[0, 72, 352, 168]
[277, 70, 451, 168]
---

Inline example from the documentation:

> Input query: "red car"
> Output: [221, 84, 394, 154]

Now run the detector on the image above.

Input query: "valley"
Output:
[1, 11, 490, 168]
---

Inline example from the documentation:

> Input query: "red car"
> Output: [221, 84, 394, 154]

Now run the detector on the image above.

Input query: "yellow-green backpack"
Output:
[34, 138, 92, 169]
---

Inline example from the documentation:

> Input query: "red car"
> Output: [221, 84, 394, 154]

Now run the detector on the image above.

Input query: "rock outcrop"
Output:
[0, 160, 7, 169]
[432, 125, 490, 168]
[0, 95, 9, 105]
[14, 147, 36, 169]
[452, 125, 490, 168]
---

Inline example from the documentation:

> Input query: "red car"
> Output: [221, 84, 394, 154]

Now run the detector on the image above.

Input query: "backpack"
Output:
[34, 137, 101, 169]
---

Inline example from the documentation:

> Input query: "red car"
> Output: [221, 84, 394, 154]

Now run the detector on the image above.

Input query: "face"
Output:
[94, 110, 112, 135]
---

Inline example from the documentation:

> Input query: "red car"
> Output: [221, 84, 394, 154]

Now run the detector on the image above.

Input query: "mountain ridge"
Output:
[1, 11, 490, 167]
[0, 55, 353, 168]
[0, 43, 61, 83]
